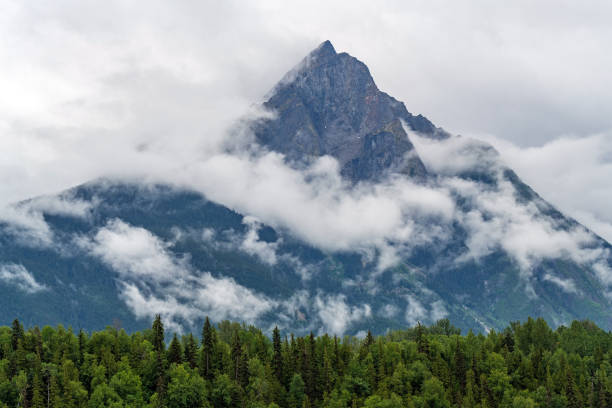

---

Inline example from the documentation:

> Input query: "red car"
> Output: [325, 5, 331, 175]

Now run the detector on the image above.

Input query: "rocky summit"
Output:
[1, 41, 611, 335]
[254, 40, 447, 183]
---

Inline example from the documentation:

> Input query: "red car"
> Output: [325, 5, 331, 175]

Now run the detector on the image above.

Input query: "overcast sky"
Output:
[1, 0, 611, 241]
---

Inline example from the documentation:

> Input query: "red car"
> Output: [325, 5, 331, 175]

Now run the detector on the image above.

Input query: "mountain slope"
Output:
[1, 41, 610, 334]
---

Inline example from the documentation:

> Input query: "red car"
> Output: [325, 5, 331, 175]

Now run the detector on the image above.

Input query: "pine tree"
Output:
[230, 332, 247, 387]
[565, 368, 582, 408]
[77, 329, 86, 367]
[167, 334, 183, 365]
[365, 330, 374, 348]
[321, 347, 333, 395]
[152, 315, 165, 354]
[453, 337, 467, 395]
[31, 373, 45, 408]
[151, 315, 166, 406]
[200, 317, 215, 380]
[282, 335, 292, 387]
[183, 334, 198, 369]
[11, 318, 24, 351]
[416, 322, 430, 356]
[305, 332, 317, 401]
[272, 326, 283, 383]
[545, 366, 554, 408]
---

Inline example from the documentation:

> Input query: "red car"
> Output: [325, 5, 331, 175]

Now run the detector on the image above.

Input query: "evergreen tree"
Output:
[272, 326, 283, 383]
[183, 334, 198, 369]
[230, 332, 247, 388]
[31, 373, 45, 408]
[152, 315, 165, 354]
[77, 329, 86, 367]
[11, 318, 24, 351]
[200, 316, 215, 380]
[151, 315, 166, 406]
[167, 334, 183, 365]
[565, 369, 582, 408]
[416, 322, 430, 356]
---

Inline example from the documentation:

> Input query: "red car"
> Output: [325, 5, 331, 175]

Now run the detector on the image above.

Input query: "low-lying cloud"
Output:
[0, 263, 47, 294]
[79, 219, 276, 332]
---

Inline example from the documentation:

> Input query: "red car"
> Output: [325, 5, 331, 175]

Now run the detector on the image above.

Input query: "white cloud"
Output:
[0, 263, 47, 294]
[480, 133, 612, 243]
[542, 273, 578, 294]
[405, 295, 427, 326]
[185, 151, 454, 260]
[80, 219, 276, 331]
[84, 218, 182, 281]
[0, 205, 54, 247]
[1, 2, 609, 252]
[25, 194, 94, 218]
[430, 300, 448, 322]
[405, 295, 449, 326]
[240, 216, 279, 265]
[413, 132, 610, 285]
[0, 194, 93, 248]
[380, 304, 399, 318]
[314, 293, 371, 335]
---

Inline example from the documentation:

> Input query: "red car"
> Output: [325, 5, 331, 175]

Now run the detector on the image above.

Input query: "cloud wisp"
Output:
[0, 263, 47, 294]
[78, 219, 276, 332]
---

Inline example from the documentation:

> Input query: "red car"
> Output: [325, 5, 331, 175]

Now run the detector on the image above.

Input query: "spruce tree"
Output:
[272, 326, 283, 383]
[416, 322, 430, 356]
[453, 337, 467, 395]
[565, 369, 582, 408]
[167, 334, 183, 365]
[31, 373, 45, 408]
[152, 315, 165, 354]
[230, 332, 244, 386]
[201, 317, 215, 380]
[11, 318, 24, 351]
[183, 334, 198, 369]
[151, 315, 166, 406]
[77, 329, 86, 367]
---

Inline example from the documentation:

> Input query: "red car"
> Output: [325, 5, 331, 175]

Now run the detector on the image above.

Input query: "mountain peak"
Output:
[254, 42, 446, 183]
[310, 40, 336, 59]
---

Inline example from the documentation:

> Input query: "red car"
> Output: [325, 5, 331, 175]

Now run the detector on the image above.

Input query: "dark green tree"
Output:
[272, 326, 283, 383]
[183, 334, 198, 369]
[200, 316, 215, 380]
[167, 334, 183, 365]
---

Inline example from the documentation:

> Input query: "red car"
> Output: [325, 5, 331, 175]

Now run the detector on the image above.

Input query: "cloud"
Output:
[405, 295, 449, 326]
[405, 295, 427, 326]
[542, 273, 578, 294]
[380, 304, 399, 318]
[480, 133, 612, 243]
[184, 150, 454, 264]
[0, 205, 53, 247]
[0, 193, 93, 248]
[0, 263, 47, 294]
[79, 219, 276, 331]
[313, 293, 371, 335]
[430, 300, 448, 322]
[412, 132, 610, 280]
[24, 194, 94, 218]
[240, 216, 279, 265]
[1, 1, 610, 245]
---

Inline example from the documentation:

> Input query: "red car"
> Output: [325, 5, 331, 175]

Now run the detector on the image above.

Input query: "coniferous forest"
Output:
[0, 317, 611, 408]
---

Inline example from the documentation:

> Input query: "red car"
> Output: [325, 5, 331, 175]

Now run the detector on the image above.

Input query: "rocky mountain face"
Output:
[1, 42, 610, 335]
[254, 41, 446, 183]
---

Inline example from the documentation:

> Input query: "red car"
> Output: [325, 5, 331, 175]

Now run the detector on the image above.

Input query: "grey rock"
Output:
[254, 41, 448, 183]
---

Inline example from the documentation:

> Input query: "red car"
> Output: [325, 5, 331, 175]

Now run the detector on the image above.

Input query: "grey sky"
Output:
[0, 0, 611, 240]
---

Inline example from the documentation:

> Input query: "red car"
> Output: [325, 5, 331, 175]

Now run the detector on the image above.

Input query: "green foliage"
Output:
[0, 316, 610, 408]
[166, 364, 207, 408]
